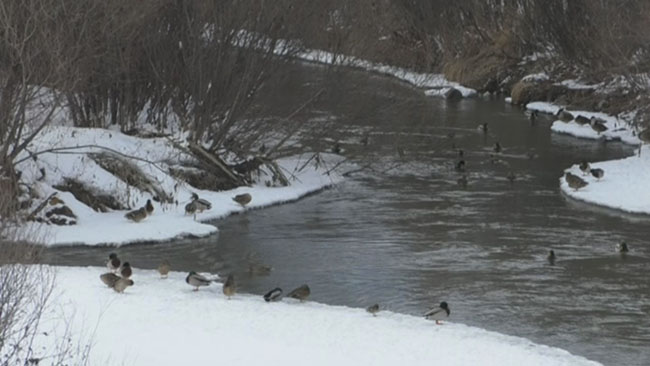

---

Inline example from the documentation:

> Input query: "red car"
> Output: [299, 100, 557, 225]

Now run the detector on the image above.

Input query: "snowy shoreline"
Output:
[524, 101, 649, 214]
[33, 266, 601, 366]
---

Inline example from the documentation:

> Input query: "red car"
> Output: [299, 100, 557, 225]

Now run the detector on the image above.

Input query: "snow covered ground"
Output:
[296, 49, 477, 98]
[561, 145, 650, 214]
[17, 126, 342, 246]
[33, 266, 601, 366]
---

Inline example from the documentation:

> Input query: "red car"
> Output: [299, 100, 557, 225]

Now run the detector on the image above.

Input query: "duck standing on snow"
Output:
[145, 199, 154, 216]
[233, 193, 252, 207]
[547, 250, 556, 265]
[222, 274, 236, 299]
[190, 193, 212, 213]
[287, 284, 310, 302]
[556, 108, 574, 122]
[263, 287, 283, 302]
[125, 207, 148, 222]
[590, 117, 608, 134]
[579, 160, 590, 175]
[107, 253, 121, 273]
[574, 115, 590, 125]
[158, 260, 171, 278]
[113, 278, 134, 293]
[565, 172, 588, 191]
[100, 272, 121, 288]
[590, 168, 604, 180]
[120, 262, 132, 279]
[424, 302, 450, 325]
[366, 304, 380, 317]
[186, 271, 212, 291]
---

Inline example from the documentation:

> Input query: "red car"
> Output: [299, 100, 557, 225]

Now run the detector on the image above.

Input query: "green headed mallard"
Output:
[494, 142, 502, 154]
[616, 242, 629, 254]
[190, 193, 212, 213]
[424, 302, 450, 324]
[120, 262, 132, 279]
[366, 304, 380, 317]
[287, 284, 310, 302]
[106, 253, 121, 273]
[264, 287, 283, 302]
[186, 271, 212, 291]
[590, 168, 604, 180]
[547, 250, 556, 265]
[233, 193, 252, 207]
[145, 199, 154, 215]
[579, 160, 590, 175]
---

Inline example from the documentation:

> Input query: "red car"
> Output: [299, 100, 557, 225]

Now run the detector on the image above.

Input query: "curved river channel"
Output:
[44, 63, 650, 365]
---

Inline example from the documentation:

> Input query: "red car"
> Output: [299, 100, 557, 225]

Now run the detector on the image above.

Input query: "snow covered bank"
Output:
[561, 145, 650, 214]
[34, 266, 601, 366]
[296, 49, 477, 97]
[526, 102, 640, 145]
[17, 126, 342, 246]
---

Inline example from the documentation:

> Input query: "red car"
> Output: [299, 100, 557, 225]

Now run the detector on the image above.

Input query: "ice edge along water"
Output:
[525, 101, 650, 215]
[32, 266, 602, 366]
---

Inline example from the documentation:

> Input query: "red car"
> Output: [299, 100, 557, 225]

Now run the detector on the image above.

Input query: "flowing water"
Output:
[43, 63, 650, 365]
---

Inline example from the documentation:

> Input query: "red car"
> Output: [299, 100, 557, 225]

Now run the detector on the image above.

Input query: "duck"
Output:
[158, 260, 171, 278]
[366, 304, 380, 317]
[556, 108, 574, 122]
[579, 160, 590, 175]
[574, 115, 590, 125]
[507, 171, 516, 184]
[222, 274, 236, 299]
[233, 193, 252, 207]
[455, 160, 466, 172]
[590, 117, 608, 134]
[477, 123, 488, 133]
[145, 199, 154, 216]
[113, 278, 134, 293]
[248, 264, 272, 276]
[185, 200, 198, 216]
[106, 253, 121, 273]
[457, 175, 468, 188]
[457, 149, 464, 158]
[493, 142, 502, 154]
[547, 250, 556, 265]
[190, 193, 212, 213]
[100, 272, 121, 288]
[186, 271, 212, 291]
[120, 262, 132, 279]
[424, 302, 450, 324]
[590, 168, 604, 180]
[529, 110, 538, 124]
[287, 284, 310, 302]
[565, 172, 588, 191]
[638, 128, 650, 144]
[616, 242, 629, 254]
[125, 207, 148, 222]
[264, 287, 283, 302]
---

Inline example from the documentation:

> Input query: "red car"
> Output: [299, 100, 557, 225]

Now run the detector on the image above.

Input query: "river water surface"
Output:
[44, 63, 650, 365]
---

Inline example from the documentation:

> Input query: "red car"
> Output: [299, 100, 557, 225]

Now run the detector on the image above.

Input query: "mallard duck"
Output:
[556, 108, 574, 122]
[125, 207, 148, 222]
[263, 287, 283, 302]
[529, 110, 538, 123]
[457, 175, 468, 188]
[366, 304, 380, 317]
[100, 272, 121, 288]
[287, 284, 310, 302]
[113, 278, 134, 293]
[565, 172, 588, 190]
[457, 149, 464, 158]
[424, 302, 450, 324]
[494, 142, 502, 153]
[158, 260, 171, 278]
[248, 264, 272, 276]
[579, 160, 590, 175]
[145, 199, 154, 215]
[574, 115, 590, 125]
[590, 117, 608, 134]
[190, 193, 212, 213]
[477, 123, 488, 133]
[616, 242, 629, 253]
[106, 253, 121, 273]
[233, 193, 252, 207]
[222, 274, 236, 299]
[185, 200, 198, 215]
[186, 271, 212, 291]
[455, 160, 466, 172]
[547, 250, 556, 265]
[590, 168, 604, 180]
[507, 171, 516, 184]
[120, 262, 132, 279]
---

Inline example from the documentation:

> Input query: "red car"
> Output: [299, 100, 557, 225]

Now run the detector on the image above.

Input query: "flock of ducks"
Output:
[564, 160, 605, 191]
[100, 253, 450, 324]
[124, 192, 253, 223]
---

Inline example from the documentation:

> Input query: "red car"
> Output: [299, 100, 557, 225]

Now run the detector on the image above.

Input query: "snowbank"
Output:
[526, 102, 640, 145]
[296, 49, 477, 97]
[560, 145, 650, 214]
[34, 266, 601, 366]
[17, 126, 342, 246]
